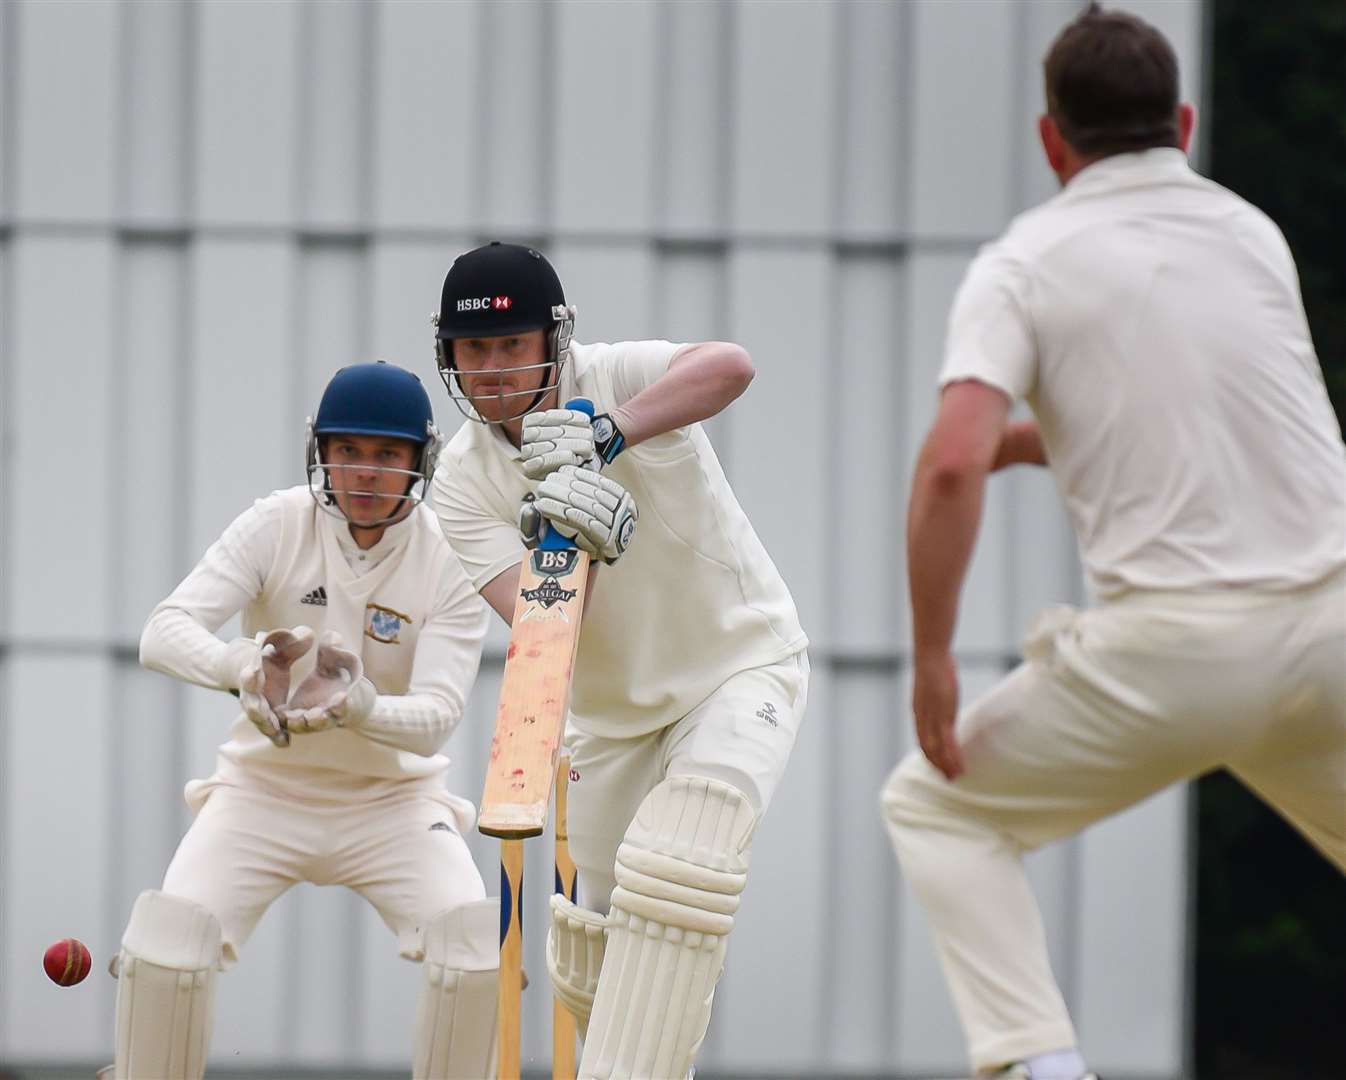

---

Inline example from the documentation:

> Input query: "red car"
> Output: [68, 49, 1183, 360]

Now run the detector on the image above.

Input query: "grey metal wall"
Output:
[0, 1, 1204, 1075]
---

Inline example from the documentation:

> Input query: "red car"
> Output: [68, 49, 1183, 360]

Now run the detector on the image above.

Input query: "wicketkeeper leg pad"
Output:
[547, 893, 608, 1037]
[578, 776, 756, 1079]
[114, 890, 222, 1080]
[413, 897, 499, 1080]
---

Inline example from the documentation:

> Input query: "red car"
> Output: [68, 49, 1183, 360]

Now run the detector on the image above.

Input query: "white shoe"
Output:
[982, 1067, 1099, 1080]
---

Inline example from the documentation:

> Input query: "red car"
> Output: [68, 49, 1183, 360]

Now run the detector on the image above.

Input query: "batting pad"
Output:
[579, 776, 756, 1080]
[547, 893, 609, 1036]
[414, 897, 499, 1080]
[114, 890, 222, 1080]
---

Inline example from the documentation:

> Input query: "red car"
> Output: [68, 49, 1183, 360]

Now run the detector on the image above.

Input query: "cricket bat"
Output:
[482, 398, 595, 1080]
[479, 398, 595, 839]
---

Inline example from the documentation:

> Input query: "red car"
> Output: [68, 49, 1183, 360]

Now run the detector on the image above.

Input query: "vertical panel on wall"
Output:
[0, 0, 11, 217]
[1013, 1, 1082, 215]
[657, 1, 730, 237]
[297, 239, 368, 423]
[187, 238, 296, 555]
[13, 0, 118, 222]
[826, 669, 905, 1070]
[479, 0, 549, 236]
[838, 0, 908, 239]
[287, 885, 364, 1063]
[371, 1, 479, 230]
[8, 236, 114, 642]
[123, 0, 191, 224]
[707, 250, 831, 1069]
[709, 662, 831, 1072]
[110, 665, 185, 938]
[117, 239, 188, 641]
[908, 0, 1017, 239]
[548, 241, 656, 345]
[2, 656, 114, 1058]
[726, 248, 831, 637]
[729, 0, 838, 237]
[369, 238, 469, 439]
[1075, 788, 1188, 1074]
[209, 883, 296, 1064]
[193, 0, 299, 225]
[553, 0, 657, 234]
[299, 0, 371, 230]
[834, 253, 906, 654]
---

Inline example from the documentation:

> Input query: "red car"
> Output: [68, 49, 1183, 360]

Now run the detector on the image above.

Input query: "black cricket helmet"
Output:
[431, 241, 576, 423]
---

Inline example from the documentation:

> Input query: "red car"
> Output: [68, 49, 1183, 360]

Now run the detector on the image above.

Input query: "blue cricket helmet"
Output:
[314, 361, 436, 442]
[306, 361, 443, 526]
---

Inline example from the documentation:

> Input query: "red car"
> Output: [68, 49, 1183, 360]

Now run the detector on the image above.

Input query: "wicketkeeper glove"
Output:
[237, 626, 315, 748]
[277, 631, 376, 734]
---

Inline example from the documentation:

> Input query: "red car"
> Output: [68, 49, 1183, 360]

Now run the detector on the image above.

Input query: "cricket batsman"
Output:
[431, 241, 810, 1078]
[110, 362, 498, 1079]
[882, 6, 1346, 1079]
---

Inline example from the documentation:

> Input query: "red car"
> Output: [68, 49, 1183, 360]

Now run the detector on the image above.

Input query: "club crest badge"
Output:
[365, 602, 411, 644]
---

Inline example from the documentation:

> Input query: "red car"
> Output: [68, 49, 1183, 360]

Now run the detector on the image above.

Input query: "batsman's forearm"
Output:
[907, 463, 987, 657]
[611, 342, 753, 446]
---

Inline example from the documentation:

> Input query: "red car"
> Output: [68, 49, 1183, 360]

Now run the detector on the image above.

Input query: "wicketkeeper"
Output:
[110, 362, 496, 1079]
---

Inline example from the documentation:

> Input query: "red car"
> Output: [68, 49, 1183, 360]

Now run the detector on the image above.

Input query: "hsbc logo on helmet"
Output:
[455, 296, 514, 312]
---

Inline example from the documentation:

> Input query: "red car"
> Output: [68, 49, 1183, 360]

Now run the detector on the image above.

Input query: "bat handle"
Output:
[538, 397, 598, 553]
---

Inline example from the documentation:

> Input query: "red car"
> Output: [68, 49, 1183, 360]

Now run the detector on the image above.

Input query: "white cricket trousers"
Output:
[881, 570, 1345, 1072]
[566, 650, 809, 909]
[162, 782, 485, 967]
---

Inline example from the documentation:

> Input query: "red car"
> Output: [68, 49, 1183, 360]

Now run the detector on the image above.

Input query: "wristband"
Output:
[590, 413, 627, 464]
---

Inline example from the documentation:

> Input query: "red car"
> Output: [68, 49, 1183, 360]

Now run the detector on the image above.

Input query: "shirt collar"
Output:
[329, 505, 417, 559]
[1063, 147, 1193, 197]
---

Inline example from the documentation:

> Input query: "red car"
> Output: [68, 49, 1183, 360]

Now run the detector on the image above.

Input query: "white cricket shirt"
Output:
[942, 148, 1346, 597]
[140, 487, 488, 806]
[433, 339, 808, 739]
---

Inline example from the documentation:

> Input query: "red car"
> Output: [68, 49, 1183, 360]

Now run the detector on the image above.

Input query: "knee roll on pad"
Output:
[114, 890, 222, 1080]
[547, 893, 609, 1035]
[414, 897, 500, 1080]
[579, 776, 756, 1080]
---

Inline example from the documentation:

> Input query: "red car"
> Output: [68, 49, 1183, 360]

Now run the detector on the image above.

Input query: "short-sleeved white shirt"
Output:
[941, 148, 1346, 597]
[433, 340, 808, 738]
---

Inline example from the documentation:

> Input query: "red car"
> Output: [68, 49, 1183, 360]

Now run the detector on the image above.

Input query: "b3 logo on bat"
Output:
[531, 549, 580, 576]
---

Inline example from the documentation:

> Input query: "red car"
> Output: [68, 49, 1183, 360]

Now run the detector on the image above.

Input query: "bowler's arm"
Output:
[991, 419, 1047, 471]
[908, 381, 1013, 661]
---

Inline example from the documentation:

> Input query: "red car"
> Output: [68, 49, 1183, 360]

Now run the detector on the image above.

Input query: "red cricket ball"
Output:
[43, 938, 92, 986]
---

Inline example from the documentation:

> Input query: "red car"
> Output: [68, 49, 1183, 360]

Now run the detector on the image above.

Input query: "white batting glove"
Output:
[521, 409, 629, 479]
[237, 626, 315, 748]
[520, 409, 597, 479]
[278, 632, 376, 734]
[532, 465, 638, 564]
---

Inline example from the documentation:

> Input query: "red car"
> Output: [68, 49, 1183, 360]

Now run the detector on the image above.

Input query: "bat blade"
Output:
[479, 543, 591, 839]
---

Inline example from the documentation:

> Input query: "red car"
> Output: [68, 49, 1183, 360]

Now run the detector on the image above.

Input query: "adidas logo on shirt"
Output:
[300, 586, 327, 606]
